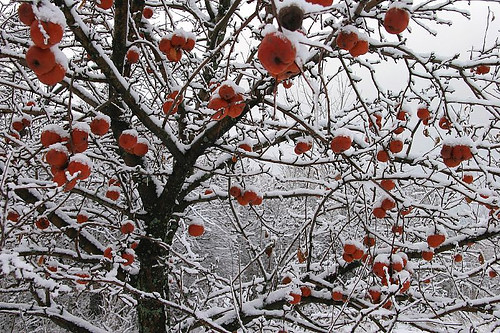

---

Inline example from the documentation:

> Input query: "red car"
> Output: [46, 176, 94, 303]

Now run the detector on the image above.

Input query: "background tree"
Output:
[0, 0, 499, 332]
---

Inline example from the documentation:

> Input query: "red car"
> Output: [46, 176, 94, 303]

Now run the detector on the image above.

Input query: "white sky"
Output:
[408, 2, 499, 58]
[352, 1, 499, 119]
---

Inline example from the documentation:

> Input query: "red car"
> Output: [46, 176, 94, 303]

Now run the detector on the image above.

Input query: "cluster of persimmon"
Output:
[367, 286, 382, 305]
[208, 81, 246, 120]
[400, 207, 412, 217]
[19, 3, 67, 85]
[100, 221, 137, 266]
[142, 6, 154, 19]
[76, 210, 89, 223]
[373, 196, 396, 219]
[238, 142, 252, 153]
[438, 116, 452, 130]
[391, 224, 404, 235]
[393, 110, 408, 134]
[229, 185, 263, 206]
[120, 236, 139, 266]
[11, 114, 31, 134]
[380, 179, 395, 191]
[35, 216, 50, 230]
[188, 221, 205, 237]
[383, 6, 410, 35]
[367, 287, 394, 310]
[278, 5, 304, 32]
[272, 5, 306, 87]
[159, 30, 196, 62]
[42, 123, 93, 191]
[372, 252, 411, 293]
[372, 178, 398, 218]
[25, 101, 35, 110]
[95, 0, 113, 10]
[126, 46, 140, 64]
[39, 256, 54, 272]
[300, 285, 312, 298]
[119, 249, 135, 266]
[421, 249, 434, 261]
[6, 209, 20, 223]
[333, 286, 397, 309]
[106, 177, 121, 201]
[296, 248, 307, 263]
[104, 248, 135, 266]
[330, 134, 352, 154]
[9, 113, 32, 141]
[331, 288, 348, 303]
[417, 105, 431, 125]
[263, 3, 407, 86]
[40, 259, 91, 284]
[440, 142, 473, 167]
[342, 241, 366, 263]
[39, 257, 58, 273]
[427, 231, 446, 248]
[305, 0, 332, 6]
[162, 90, 183, 116]
[120, 220, 135, 235]
[74, 271, 91, 284]
[282, 283, 311, 306]
[472, 65, 490, 75]
[376, 149, 389, 162]
[43, 114, 111, 190]
[377, 137, 404, 162]
[368, 112, 383, 132]
[389, 138, 404, 154]
[462, 174, 474, 184]
[294, 139, 312, 155]
[258, 31, 300, 83]
[363, 234, 376, 247]
[336, 28, 369, 57]
[288, 291, 302, 305]
[467, 192, 499, 213]
[421, 230, 447, 261]
[89, 113, 111, 136]
[230, 142, 253, 162]
[118, 129, 149, 156]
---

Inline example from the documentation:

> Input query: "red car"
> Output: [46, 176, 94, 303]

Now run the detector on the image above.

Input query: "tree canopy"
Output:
[0, 0, 499, 332]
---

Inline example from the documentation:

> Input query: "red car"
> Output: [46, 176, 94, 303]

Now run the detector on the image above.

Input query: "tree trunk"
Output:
[136, 236, 168, 333]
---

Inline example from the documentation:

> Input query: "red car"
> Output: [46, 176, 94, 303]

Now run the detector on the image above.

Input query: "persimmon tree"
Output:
[1, 0, 500, 332]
